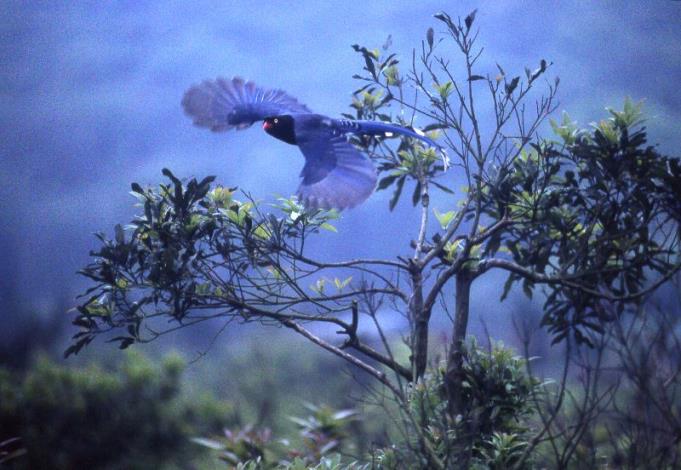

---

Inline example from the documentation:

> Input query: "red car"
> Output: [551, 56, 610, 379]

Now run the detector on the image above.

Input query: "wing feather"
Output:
[296, 130, 376, 210]
[182, 77, 311, 132]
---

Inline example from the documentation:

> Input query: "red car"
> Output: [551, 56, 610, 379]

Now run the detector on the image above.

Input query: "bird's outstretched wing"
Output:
[296, 129, 377, 210]
[182, 77, 311, 132]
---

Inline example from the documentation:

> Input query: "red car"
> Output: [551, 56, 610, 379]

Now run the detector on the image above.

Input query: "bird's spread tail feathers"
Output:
[333, 119, 449, 170]
[334, 119, 441, 149]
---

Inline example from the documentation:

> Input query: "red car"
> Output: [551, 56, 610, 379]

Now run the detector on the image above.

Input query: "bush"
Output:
[375, 340, 539, 469]
[0, 351, 235, 469]
[194, 403, 360, 468]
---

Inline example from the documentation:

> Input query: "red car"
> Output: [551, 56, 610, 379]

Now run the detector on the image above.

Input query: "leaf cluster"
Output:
[193, 404, 361, 469]
[477, 105, 680, 345]
[69, 169, 340, 355]
[377, 340, 539, 469]
[348, 42, 452, 211]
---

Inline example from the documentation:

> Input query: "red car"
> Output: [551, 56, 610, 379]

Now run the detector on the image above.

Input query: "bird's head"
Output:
[263, 115, 296, 145]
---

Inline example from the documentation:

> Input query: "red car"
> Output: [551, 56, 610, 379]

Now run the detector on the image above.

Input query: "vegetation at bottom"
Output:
[4, 340, 542, 469]
[0, 351, 235, 469]
[6, 313, 681, 470]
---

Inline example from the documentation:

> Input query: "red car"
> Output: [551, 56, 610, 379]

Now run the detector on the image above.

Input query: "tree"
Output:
[68, 10, 681, 468]
[511, 276, 681, 469]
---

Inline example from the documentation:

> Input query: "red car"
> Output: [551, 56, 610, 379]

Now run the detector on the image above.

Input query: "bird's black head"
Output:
[263, 115, 296, 145]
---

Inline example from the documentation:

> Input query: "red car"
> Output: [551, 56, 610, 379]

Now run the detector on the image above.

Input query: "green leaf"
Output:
[389, 175, 406, 211]
[549, 111, 578, 145]
[162, 168, 181, 187]
[500, 273, 516, 302]
[608, 96, 645, 128]
[333, 276, 352, 291]
[332, 409, 356, 420]
[522, 279, 533, 299]
[210, 186, 233, 207]
[485, 231, 502, 257]
[351, 44, 377, 79]
[505, 76, 520, 95]
[465, 9, 477, 30]
[431, 180, 455, 194]
[320, 222, 337, 233]
[435, 81, 454, 100]
[310, 278, 326, 294]
[434, 12, 455, 31]
[114, 224, 124, 244]
[444, 240, 462, 261]
[130, 182, 144, 194]
[412, 180, 422, 206]
[190, 437, 226, 451]
[253, 223, 271, 240]
[433, 208, 456, 230]
[226, 209, 240, 225]
[529, 59, 548, 82]
[383, 65, 400, 86]
[376, 173, 400, 191]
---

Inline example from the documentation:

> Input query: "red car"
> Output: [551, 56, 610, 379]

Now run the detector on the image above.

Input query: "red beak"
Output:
[263, 120, 272, 131]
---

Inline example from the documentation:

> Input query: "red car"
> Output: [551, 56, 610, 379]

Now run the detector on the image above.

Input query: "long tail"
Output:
[333, 119, 442, 150]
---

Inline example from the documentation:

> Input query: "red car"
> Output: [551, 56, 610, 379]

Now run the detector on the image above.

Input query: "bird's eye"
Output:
[273, 118, 279, 124]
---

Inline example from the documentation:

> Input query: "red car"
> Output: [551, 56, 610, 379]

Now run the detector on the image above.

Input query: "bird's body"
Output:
[182, 77, 440, 210]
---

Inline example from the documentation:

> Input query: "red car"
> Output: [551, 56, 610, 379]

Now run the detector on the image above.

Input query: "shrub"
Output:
[0, 351, 234, 469]
[375, 340, 539, 469]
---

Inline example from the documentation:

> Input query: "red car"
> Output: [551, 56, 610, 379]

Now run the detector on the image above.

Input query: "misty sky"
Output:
[2, 1, 680, 341]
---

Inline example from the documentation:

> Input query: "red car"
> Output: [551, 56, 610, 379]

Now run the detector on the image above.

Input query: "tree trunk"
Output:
[445, 271, 472, 417]
[410, 267, 429, 379]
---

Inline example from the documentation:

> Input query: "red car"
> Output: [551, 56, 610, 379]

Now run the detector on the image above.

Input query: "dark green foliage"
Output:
[375, 341, 539, 469]
[289, 404, 358, 465]
[193, 426, 275, 466]
[530, 298, 681, 469]
[70, 170, 341, 354]
[193, 403, 359, 468]
[346, 14, 679, 351]
[476, 103, 681, 346]
[0, 352, 234, 469]
[458, 341, 538, 439]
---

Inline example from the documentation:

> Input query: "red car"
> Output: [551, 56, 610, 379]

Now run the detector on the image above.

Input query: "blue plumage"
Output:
[182, 77, 441, 210]
[333, 119, 441, 150]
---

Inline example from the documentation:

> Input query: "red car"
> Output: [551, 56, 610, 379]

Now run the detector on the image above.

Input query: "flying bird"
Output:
[182, 77, 440, 210]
